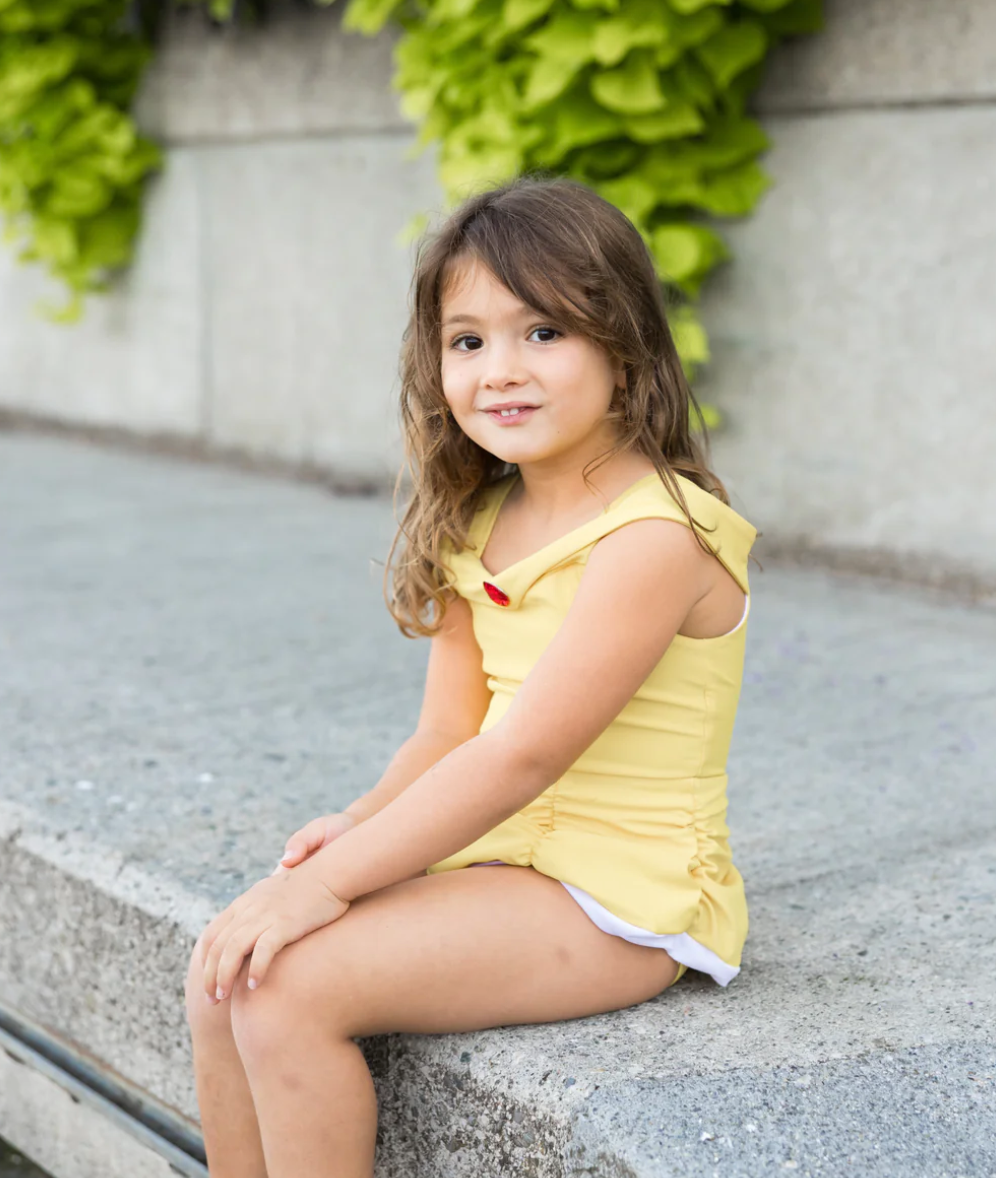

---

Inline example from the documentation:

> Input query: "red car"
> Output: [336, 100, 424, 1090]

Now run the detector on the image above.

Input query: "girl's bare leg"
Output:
[184, 934, 268, 1178]
[227, 864, 683, 1178]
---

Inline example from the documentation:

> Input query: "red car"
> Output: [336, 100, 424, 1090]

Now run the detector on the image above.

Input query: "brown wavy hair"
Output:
[384, 172, 751, 639]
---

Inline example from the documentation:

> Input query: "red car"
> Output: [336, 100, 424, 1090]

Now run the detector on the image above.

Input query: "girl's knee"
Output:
[228, 966, 303, 1061]
[230, 945, 355, 1056]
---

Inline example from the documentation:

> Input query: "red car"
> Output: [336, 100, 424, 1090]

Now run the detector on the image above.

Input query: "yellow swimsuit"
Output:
[427, 470, 757, 987]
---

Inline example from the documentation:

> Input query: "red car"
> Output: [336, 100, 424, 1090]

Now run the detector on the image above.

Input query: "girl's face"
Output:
[439, 257, 626, 469]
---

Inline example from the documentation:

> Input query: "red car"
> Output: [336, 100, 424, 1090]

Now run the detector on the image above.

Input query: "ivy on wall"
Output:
[346, 0, 824, 400]
[0, 0, 161, 322]
[0, 0, 821, 397]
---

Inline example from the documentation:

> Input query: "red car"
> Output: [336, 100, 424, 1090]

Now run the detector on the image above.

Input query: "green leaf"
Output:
[664, 0, 731, 14]
[666, 56, 716, 109]
[44, 165, 112, 218]
[502, 0, 556, 35]
[652, 222, 728, 277]
[695, 158, 770, 215]
[720, 58, 766, 115]
[35, 290, 84, 325]
[693, 400, 722, 431]
[566, 0, 620, 11]
[427, 0, 488, 25]
[77, 202, 140, 270]
[590, 48, 665, 114]
[439, 142, 523, 200]
[667, 6, 724, 48]
[592, 171, 659, 221]
[592, 0, 672, 67]
[522, 6, 599, 63]
[30, 215, 78, 265]
[568, 138, 641, 177]
[695, 17, 768, 88]
[686, 114, 770, 168]
[53, 105, 135, 159]
[624, 103, 704, 143]
[650, 222, 729, 294]
[754, 0, 824, 35]
[670, 303, 710, 371]
[531, 87, 624, 162]
[342, 0, 405, 35]
[521, 53, 585, 109]
[0, 37, 78, 104]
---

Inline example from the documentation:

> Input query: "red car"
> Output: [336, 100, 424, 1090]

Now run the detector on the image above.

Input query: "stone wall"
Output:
[0, 0, 993, 583]
[701, 0, 996, 588]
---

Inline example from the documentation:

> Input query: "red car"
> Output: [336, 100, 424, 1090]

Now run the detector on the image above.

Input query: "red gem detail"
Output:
[483, 581, 510, 607]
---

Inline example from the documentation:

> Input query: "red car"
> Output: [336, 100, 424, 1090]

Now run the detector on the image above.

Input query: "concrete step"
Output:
[1, 430, 994, 1177]
[1, 1137, 50, 1177]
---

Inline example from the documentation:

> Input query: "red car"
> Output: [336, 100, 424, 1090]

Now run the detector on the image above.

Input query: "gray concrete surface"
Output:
[1, 429, 995, 1177]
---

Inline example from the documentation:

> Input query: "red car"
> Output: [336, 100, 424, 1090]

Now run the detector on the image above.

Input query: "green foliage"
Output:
[344, 0, 823, 403]
[0, 0, 161, 321]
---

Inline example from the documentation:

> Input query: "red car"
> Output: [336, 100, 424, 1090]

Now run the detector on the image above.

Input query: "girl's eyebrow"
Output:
[441, 308, 538, 328]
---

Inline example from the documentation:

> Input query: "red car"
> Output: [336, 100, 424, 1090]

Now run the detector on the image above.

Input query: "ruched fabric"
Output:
[426, 470, 757, 986]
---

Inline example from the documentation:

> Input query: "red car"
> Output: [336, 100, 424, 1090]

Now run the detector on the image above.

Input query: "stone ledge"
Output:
[1, 433, 993, 1176]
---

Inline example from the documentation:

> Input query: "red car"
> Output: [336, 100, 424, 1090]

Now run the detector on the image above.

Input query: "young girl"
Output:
[185, 174, 758, 1178]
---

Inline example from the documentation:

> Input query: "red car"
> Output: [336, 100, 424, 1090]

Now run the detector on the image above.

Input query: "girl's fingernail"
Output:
[248, 978, 257, 990]
[216, 987, 225, 1000]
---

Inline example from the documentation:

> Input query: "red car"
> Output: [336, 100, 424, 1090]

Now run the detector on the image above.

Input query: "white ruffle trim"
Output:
[560, 880, 740, 988]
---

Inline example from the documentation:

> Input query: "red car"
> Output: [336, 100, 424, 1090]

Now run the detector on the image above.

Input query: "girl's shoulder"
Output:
[584, 471, 757, 596]
[631, 471, 757, 542]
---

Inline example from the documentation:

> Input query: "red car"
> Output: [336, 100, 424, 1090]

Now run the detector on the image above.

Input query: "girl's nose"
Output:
[483, 367, 530, 394]
[481, 341, 529, 389]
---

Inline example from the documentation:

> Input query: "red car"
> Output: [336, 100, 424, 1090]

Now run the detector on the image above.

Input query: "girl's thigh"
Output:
[229, 864, 682, 1039]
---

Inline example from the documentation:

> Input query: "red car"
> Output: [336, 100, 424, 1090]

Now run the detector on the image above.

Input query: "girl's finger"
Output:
[215, 921, 265, 1001]
[202, 909, 245, 999]
[203, 933, 225, 1000]
[247, 928, 285, 991]
[281, 820, 322, 865]
[199, 907, 238, 976]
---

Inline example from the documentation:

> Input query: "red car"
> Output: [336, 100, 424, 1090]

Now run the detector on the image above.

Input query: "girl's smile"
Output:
[483, 405, 539, 425]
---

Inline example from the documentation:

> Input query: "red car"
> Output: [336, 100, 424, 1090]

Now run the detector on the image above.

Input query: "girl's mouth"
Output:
[484, 407, 538, 425]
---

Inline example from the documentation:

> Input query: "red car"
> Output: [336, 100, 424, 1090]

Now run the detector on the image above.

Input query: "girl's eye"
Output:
[449, 326, 561, 352]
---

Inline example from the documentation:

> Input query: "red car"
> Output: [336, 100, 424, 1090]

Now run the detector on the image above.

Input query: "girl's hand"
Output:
[270, 811, 359, 876]
[201, 865, 350, 1001]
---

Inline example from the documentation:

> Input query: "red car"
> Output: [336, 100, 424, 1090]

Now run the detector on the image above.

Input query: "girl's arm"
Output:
[338, 590, 494, 884]
[343, 730, 474, 825]
[304, 518, 712, 903]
